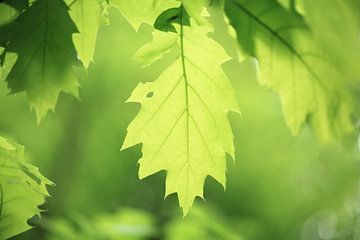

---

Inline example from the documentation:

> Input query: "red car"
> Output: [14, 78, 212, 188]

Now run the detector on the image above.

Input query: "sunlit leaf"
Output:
[122, 7, 239, 215]
[302, 0, 360, 80]
[111, 0, 180, 31]
[182, 0, 211, 25]
[66, 0, 109, 68]
[225, 0, 357, 142]
[0, 136, 52, 239]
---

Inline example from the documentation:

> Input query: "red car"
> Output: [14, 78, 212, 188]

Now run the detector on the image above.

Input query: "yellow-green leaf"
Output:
[122, 10, 239, 215]
[182, 0, 210, 25]
[0, 136, 53, 239]
[66, 0, 109, 68]
[225, 0, 357, 142]
[111, 0, 180, 30]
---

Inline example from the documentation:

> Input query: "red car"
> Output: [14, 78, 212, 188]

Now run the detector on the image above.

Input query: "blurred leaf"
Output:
[66, 0, 109, 68]
[47, 209, 156, 240]
[122, 7, 239, 215]
[3, 0, 80, 121]
[276, 0, 304, 14]
[0, 51, 17, 82]
[0, 3, 18, 26]
[301, 185, 360, 240]
[0, 136, 52, 239]
[96, 208, 157, 240]
[1, 0, 28, 12]
[225, 0, 357, 142]
[302, 0, 360, 81]
[165, 206, 245, 240]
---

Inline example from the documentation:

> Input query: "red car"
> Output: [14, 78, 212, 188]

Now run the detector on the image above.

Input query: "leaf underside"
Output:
[0, 136, 52, 239]
[111, 0, 180, 31]
[2, 0, 80, 121]
[225, 0, 356, 142]
[122, 8, 239, 215]
[66, 0, 109, 68]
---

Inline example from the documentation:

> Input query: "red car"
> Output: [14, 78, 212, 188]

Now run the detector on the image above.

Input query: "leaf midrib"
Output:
[230, 0, 329, 92]
[180, 6, 191, 170]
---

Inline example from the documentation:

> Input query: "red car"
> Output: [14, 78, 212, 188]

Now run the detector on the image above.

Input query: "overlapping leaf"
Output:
[0, 3, 18, 26]
[66, 0, 109, 68]
[302, 0, 360, 80]
[276, 0, 304, 14]
[122, 8, 239, 215]
[0, 136, 52, 239]
[2, 0, 80, 121]
[182, 0, 211, 25]
[112, 0, 212, 30]
[111, 0, 180, 30]
[225, 0, 357, 141]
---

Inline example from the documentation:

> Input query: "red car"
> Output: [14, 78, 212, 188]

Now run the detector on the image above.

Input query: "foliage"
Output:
[0, 136, 52, 239]
[65, 0, 109, 68]
[1, 0, 80, 120]
[164, 206, 244, 240]
[46, 206, 243, 240]
[0, 0, 359, 238]
[122, 7, 239, 215]
[225, 0, 357, 142]
[46, 209, 156, 240]
[0, 3, 18, 26]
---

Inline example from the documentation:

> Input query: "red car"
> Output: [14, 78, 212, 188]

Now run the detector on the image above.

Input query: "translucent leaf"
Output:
[122, 8, 239, 215]
[225, 0, 357, 142]
[3, 0, 80, 121]
[0, 136, 53, 239]
[111, 0, 180, 31]
[302, 0, 360, 80]
[66, 0, 109, 68]
[182, 0, 211, 25]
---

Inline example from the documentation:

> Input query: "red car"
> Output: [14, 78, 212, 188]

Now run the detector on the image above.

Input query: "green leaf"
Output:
[0, 136, 53, 239]
[277, 0, 291, 9]
[182, 0, 211, 25]
[0, 51, 17, 82]
[165, 206, 245, 240]
[2, 0, 29, 12]
[4, 0, 80, 121]
[122, 8, 239, 215]
[276, 0, 305, 14]
[111, 0, 180, 31]
[47, 209, 156, 240]
[154, 7, 190, 33]
[302, 0, 360, 80]
[0, 3, 18, 26]
[225, 0, 357, 142]
[95, 209, 156, 239]
[66, 0, 109, 68]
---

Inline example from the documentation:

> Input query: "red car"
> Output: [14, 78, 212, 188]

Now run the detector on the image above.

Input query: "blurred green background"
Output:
[1, 8, 360, 240]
